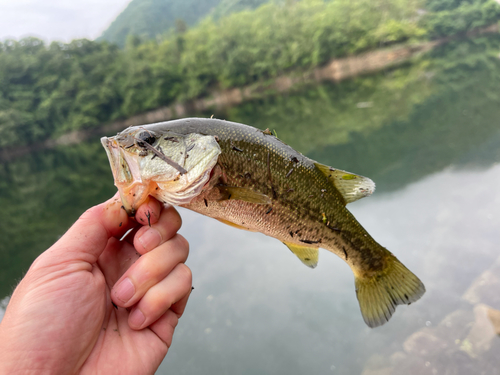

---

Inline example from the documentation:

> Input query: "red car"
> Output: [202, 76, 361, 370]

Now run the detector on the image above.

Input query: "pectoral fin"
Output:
[283, 242, 319, 269]
[220, 186, 272, 205]
[315, 163, 375, 204]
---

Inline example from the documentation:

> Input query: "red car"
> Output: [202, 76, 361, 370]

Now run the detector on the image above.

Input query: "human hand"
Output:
[0, 195, 192, 374]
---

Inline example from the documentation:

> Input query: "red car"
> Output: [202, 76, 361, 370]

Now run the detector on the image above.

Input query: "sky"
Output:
[0, 0, 132, 43]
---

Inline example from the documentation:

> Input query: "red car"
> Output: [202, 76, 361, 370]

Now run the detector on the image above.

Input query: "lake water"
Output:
[1, 36, 500, 374]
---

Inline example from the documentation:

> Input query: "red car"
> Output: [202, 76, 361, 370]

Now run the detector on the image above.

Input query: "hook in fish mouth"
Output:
[101, 130, 222, 215]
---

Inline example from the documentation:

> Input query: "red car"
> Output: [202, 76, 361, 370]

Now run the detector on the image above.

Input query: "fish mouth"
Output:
[101, 131, 222, 215]
[101, 136, 151, 215]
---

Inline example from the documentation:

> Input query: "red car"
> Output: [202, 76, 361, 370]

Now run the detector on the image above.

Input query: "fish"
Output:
[101, 117, 425, 328]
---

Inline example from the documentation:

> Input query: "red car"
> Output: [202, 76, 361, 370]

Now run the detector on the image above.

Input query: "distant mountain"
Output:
[98, 0, 221, 47]
[98, 0, 270, 47]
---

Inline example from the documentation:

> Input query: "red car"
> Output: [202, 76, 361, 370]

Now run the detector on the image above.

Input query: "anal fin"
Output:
[283, 242, 319, 269]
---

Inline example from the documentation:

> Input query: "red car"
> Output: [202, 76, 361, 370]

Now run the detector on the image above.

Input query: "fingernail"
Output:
[138, 228, 161, 251]
[114, 278, 135, 303]
[130, 308, 145, 328]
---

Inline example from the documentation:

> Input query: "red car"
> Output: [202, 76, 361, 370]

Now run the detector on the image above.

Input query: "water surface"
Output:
[1, 37, 500, 374]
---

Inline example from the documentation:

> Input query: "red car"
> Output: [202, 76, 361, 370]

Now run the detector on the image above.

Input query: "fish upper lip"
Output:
[101, 137, 122, 181]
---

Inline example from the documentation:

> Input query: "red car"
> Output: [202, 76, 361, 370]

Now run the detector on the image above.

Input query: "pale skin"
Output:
[0, 194, 192, 374]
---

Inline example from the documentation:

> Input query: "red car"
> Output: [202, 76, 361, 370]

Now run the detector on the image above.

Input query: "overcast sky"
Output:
[0, 0, 132, 43]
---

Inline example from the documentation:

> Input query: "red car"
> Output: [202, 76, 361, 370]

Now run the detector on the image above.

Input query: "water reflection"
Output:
[1, 36, 500, 374]
[0, 144, 116, 297]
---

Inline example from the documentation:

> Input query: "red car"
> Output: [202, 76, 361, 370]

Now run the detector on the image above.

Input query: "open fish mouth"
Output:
[101, 128, 221, 215]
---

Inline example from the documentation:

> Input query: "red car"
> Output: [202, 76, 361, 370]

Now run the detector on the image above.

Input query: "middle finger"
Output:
[111, 234, 189, 308]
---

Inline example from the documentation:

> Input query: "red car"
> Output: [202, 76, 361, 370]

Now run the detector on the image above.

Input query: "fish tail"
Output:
[354, 254, 425, 328]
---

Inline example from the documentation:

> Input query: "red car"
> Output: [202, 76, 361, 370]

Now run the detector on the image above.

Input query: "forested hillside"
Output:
[1, 0, 499, 148]
[99, 0, 269, 47]
[98, 0, 221, 47]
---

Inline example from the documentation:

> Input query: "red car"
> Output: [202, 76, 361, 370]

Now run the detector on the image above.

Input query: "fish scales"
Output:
[101, 117, 425, 328]
[147, 119, 383, 271]
[184, 124, 380, 269]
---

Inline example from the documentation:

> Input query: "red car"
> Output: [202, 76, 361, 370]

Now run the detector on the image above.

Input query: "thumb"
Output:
[41, 194, 133, 265]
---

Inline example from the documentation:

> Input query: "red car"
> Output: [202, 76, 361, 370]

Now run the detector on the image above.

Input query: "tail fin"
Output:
[355, 254, 425, 328]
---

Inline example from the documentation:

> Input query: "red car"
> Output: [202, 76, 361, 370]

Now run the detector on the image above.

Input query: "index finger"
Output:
[134, 197, 162, 227]
[133, 206, 182, 254]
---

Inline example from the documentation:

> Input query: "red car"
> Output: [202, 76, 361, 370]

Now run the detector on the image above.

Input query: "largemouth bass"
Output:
[101, 118, 425, 327]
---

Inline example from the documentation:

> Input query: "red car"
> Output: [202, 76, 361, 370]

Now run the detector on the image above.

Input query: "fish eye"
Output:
[135, 131, 156, 148]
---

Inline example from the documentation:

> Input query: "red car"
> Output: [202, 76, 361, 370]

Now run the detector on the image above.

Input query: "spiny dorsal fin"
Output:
[220, 186, 272, 205]
[315, 163, 375, 204]
[283, 242, 319, 269]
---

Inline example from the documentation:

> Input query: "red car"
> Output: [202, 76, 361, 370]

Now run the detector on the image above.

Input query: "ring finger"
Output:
[111, 234, 189, 308]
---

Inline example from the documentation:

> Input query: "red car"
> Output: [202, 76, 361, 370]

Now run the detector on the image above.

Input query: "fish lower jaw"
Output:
[117, 181, 157, 216]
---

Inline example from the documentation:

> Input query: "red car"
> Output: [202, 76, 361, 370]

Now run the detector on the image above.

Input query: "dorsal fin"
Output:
[283, 242, 319, 269]
[315, 163, 375, 204]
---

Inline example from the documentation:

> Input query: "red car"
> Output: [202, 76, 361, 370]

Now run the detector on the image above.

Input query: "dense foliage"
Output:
[1, 0, 499, 148]
[422, 0, 500, 37]
[0, 39, 125, 146]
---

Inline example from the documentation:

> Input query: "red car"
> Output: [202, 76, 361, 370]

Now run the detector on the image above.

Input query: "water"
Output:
[1, 36, 500, 374]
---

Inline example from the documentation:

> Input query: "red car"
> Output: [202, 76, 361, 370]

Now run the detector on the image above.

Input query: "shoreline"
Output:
[1, 23, 498, 162]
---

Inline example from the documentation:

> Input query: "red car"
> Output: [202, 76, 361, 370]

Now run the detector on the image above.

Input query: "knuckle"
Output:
[79, 206, 98, 224]
[156, 210, 182, 240]
[169, 208, 182, 229]
[175, 263, 192, 285]
[140, 299, 162, 319]
[173, 234, 189, 254]
[135, 255, 161, 282]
